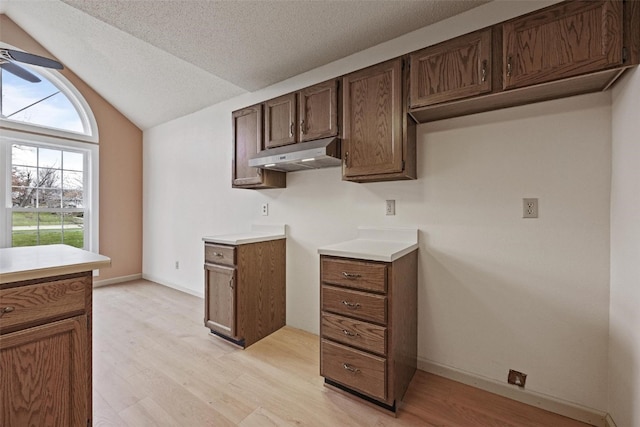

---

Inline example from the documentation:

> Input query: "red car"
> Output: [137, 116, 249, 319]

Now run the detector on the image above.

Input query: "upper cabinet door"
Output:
[299, 80, 339, 142]
[342, 58, 404, 178]
[503, 0, 623, 90]
[232, 105, 263, 187]
[409, 29, 492, 108]
[265, 93, 297, 148]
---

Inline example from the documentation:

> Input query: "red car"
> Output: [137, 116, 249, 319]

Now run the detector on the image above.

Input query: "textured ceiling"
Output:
[0, 0, 490, 130]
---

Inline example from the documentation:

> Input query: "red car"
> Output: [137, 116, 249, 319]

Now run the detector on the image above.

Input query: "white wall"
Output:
[143, 0, 611, 415]
[609, 68, 640, 426]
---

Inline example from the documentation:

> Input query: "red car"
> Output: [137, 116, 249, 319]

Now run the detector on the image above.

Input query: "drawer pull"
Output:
[1, 306, 15, 316]
[342, 272, 361, 279]
[342, 363, 360, 374]
[341, 300, 360, 309]
[212, 252, 224, 257]
[342, 329, 360, 338]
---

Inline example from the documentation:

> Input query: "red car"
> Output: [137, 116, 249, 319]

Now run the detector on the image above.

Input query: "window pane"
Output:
[39, 148, 62, 168]
[63, 189, 83, 208]
[12, 212, 38, 247]
[62, 171, 83, 190]
[38, 212, 62, 245]
[11, 145, 37, 167]
[39, 168, 61, 189]
[63, 151, 83, 172]
[63, 212, 84, 248]
[38, 188, 62, 208]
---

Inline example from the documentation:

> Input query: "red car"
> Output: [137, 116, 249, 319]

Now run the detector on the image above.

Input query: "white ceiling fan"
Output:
[0, 48, 63, 83]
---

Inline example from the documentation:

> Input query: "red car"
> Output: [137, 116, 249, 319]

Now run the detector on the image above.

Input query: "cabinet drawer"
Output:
[322, 285, 386, 325]
[322, 312, 386, 356]
[321, 258, 387, 293]
[205, 244, 235, 266]
[321, 339, 387, 401]
[0, 276, 88, 334]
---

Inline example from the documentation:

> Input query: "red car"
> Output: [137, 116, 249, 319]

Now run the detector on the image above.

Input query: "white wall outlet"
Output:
[386, 200, 396, 216]
[523, 198, 538, 218]
[175, 261, 179, 269]
[261, 203, 269, 216]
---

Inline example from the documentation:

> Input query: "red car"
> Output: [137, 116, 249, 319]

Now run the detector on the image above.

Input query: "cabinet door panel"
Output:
[232, 105, 263, 186]
[205, 264, 236, 338]
[299, 80, 339, 142]
[265, 93, 297, 148]
[343, 58, 403, 177]
[503, 0, 623, 89]
[0, 316, 88, 427]
[410, 29, 492, 108]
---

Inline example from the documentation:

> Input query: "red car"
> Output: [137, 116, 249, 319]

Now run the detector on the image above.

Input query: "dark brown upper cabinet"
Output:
[299, 80, 339, 142]
[265, 93, 297, 149]
[232, 104, 286, 189]
[409, 28, 492, 108]
[342, 57, 416, 182]
[503, 0, 623, 90]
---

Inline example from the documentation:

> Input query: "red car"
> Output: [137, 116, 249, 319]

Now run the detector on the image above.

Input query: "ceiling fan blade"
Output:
[0, 62, 41, 83]
[3, 48, 63, 70]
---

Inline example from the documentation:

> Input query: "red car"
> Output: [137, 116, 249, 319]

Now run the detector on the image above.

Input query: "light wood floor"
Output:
[93, 280, 594, 427]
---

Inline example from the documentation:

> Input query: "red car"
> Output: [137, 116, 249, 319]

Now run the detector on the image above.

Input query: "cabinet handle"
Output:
[344, 151, 349, 168]
[506, 56, 512, 77]
[290, 122, 294, 137]
[300, 120, 305, 135]
[342, 272, 361, 279]
[481, 60, 487, 83]
[343, 363, 360, 373]
[229, 276, 234, 289]
[0, 306, 15, 316]
[212, 252, 224, 258]
[341, 300, 360, 309]
[342, 329, 360, 338]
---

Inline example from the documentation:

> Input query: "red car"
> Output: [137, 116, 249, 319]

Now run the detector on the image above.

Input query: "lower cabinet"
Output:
[319, 252, 418, 413]
[0, 272, 92, 427]
[204, 239, 286, 347]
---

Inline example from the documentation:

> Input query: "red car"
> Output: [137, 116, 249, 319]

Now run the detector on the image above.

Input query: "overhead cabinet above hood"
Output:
[248, 137, 341, 172]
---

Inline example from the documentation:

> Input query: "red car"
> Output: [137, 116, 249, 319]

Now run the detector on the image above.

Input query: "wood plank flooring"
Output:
[93, 280, 594, 427]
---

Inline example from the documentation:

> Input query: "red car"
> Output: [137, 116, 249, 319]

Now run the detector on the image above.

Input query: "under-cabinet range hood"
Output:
[248, 137, 341, 172]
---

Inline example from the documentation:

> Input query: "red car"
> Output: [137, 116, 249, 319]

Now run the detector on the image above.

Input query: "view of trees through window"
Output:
[11, 143, 86, 248]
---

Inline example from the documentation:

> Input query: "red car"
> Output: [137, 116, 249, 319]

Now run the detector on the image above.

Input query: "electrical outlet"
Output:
[508, 369, 527, 387]
[386, 200, 396, 216]
[523, 198, 538, 218]
[175, 261, 179, 270]
[261, 203, 269, 216]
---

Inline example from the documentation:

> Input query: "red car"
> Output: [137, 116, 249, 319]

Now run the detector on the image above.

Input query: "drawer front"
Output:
[0, 276, 88, 333]
[205, 244, 235, 266]
[321, 339, 387, 401]
[321, 257, 387, 293]
[322, 285, 386, 325]
[322, 312, 386, 356]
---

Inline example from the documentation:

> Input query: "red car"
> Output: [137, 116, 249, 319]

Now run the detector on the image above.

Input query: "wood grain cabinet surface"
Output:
[342, 58, 416, 182]
[204, 240, 286, 348]
[0, 272, 93, 427]
[319, 252, 418, 413]
[232, 104, 286, 189]
[409, 28, 493, 108]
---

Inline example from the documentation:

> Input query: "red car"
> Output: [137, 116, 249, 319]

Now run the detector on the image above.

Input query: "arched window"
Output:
[1, 45, 99, 252]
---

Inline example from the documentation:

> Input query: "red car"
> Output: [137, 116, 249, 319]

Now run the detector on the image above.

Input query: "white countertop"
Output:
[202, 224, 286, 245]
[318, 227, 419, 262]
[0, 244, 111, 284]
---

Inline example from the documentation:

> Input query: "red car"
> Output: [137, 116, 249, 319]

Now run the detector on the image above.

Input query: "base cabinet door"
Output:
[0, 316, 88, 427]
[204, 263, 236, 339]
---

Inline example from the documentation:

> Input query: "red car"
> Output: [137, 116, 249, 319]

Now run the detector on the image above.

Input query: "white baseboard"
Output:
[418, 358, 607, 427]
[605, 413, 618, 427]
[93, 273, 142, 287]
[141, 273, 204, 298]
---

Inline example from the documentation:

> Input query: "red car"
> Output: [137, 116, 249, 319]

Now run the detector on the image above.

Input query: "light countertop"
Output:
[203, 224, 286, 245]
[318, 227, 419, 262]
[0, 244, 111, 284]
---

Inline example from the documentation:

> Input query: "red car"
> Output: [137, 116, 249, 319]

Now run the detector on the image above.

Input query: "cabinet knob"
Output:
[0, 306, 15, 316]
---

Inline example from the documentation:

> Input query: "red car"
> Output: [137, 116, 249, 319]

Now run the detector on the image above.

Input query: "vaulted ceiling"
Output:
[0, 0, 490, 130]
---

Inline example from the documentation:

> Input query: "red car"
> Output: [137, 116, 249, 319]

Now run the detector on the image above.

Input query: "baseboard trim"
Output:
[418, 358, 607, 427]
[605, 413, 618, 427]
[141, 274, 204, 298]
[94, 273, 142, 287]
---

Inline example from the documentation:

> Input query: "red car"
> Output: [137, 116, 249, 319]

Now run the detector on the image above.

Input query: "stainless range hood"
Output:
[248, 137, 341, 172]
